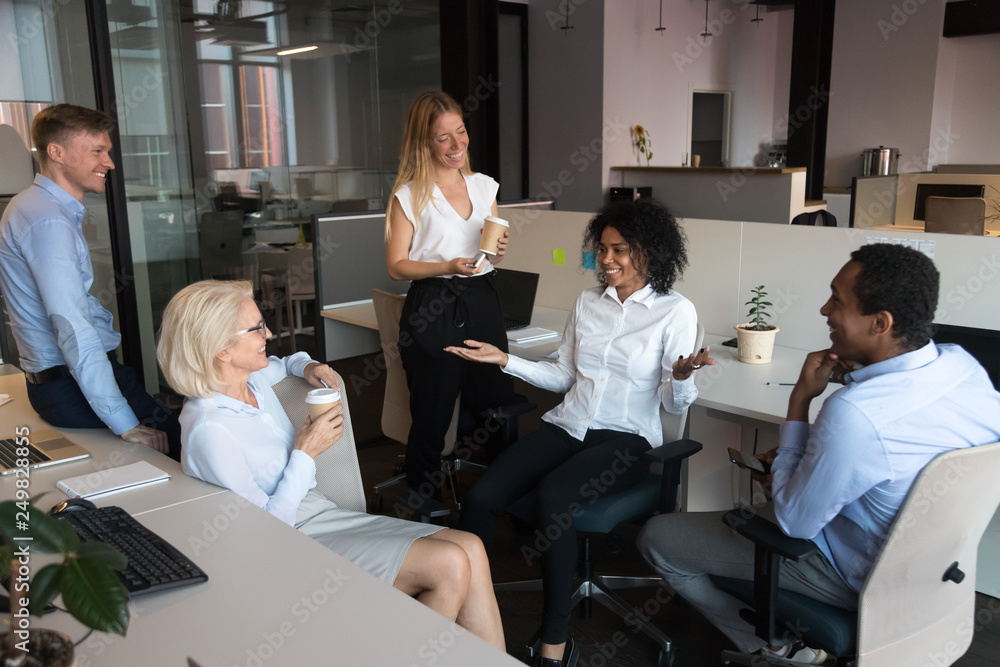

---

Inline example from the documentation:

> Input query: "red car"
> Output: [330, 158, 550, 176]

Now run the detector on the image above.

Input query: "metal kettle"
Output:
[861, 146, 900, 176]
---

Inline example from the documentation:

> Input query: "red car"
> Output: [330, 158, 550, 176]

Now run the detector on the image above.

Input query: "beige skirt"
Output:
[294, 489, 442, 584]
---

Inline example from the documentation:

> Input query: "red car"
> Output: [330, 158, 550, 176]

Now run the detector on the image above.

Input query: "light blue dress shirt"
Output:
[0, 174, 137, 434]
[771, 342, 1000, 591]
[181, 353, 317, 526]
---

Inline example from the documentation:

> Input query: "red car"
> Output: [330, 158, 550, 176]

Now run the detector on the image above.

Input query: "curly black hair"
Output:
[582, 199, 688, 294]
[849, 243, 939, 350]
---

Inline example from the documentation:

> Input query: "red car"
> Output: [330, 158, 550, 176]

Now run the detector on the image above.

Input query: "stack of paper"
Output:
[508, 327, 559, 344]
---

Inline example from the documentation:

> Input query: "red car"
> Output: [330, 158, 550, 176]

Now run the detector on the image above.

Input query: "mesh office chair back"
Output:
[272, 372, 367, 513]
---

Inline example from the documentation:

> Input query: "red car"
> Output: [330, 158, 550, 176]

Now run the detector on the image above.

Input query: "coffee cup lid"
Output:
[483, 215, 509, 228]
[305, 388, 341, 404]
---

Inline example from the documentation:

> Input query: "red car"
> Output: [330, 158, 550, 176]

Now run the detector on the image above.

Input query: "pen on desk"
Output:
[765, 382, 795, 386]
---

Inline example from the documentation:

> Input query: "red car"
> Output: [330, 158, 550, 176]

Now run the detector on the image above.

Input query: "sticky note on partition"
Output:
[553, 249, 566, 265]
[582, 252, 596, 270]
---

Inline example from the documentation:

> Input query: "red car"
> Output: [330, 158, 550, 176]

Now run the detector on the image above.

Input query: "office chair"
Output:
[369, 288, 535, 516]
[495, 323, 706, 667]
[271, 372, 366, 513]
[713, 440, 1000, 666]
[924, 196, 986, 236]
[284, 247, 317, 353]
[790, 210, 837, 227]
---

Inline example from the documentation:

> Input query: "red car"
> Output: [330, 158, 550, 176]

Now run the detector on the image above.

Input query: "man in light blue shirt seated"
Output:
[0, 104, 179, 458]
[638, 243, 1000, 664]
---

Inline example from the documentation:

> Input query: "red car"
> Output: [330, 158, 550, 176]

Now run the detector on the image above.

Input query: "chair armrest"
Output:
[722, 510, 819, 562]
[647, 439, 703, 514]
[646, 438, 703, 464]
[488, 399, 537, 420]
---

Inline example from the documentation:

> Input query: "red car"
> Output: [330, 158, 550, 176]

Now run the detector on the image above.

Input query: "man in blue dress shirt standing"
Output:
[0, 104, 179, 458]
[638, 243, 1000, 664]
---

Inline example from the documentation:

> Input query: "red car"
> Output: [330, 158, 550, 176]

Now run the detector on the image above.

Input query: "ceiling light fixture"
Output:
[276, 45, 318, 56]
[656, 0, 666, 33]
[701, 0, 712, 38]
[560, 1, 573, 33]
[752, 2, 763, 26]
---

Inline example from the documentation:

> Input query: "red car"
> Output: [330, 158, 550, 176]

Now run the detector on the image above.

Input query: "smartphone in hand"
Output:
[728, 447, 767, 474]
[468, 252, 486, 269]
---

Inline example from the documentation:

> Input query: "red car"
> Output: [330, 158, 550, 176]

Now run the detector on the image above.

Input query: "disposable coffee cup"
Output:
[479, 216, 509, 255]
[305, 388, 341, 419]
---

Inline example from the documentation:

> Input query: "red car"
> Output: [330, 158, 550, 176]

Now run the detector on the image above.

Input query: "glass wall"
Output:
[1, 0, 441, 378]
[0, 0, 117, 368]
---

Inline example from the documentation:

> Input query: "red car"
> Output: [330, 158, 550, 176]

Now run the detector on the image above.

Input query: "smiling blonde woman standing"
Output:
[385, 91, 514, 501]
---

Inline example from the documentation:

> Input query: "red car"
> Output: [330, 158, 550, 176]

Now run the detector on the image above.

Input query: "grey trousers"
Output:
[637, 506, 858, 653]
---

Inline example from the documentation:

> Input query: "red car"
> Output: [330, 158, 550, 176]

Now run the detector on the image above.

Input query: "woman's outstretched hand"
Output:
[672, 346, 716, 381]
[444, 339, 509, 368]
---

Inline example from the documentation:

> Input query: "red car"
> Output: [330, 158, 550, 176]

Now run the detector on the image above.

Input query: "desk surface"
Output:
[0, 373, 223, 515]
[0, 369, 519, 666]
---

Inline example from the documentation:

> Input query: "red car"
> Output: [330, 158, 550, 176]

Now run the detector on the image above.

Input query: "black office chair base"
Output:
[495, 572, 677, 666]
[370, 456, 487, 514]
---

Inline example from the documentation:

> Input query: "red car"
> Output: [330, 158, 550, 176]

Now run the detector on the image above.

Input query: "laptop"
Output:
[495, 268, 540, 331]
[0, 429, 91, 475]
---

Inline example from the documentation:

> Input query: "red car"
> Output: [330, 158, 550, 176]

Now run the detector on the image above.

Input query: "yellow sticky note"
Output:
[553, 249, 566, 266]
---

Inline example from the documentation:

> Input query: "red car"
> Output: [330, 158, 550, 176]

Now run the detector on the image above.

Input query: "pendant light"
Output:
[701, 0, 712, 38]
[655, 0, 666, 33]
[561, 1, 574, 33]
[752, 2, 763, 26]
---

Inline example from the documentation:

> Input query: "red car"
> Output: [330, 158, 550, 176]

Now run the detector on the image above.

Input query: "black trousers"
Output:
[25, 353, 182, 461]
[459, 422, 652, 644]
[398, 272, 513, 494]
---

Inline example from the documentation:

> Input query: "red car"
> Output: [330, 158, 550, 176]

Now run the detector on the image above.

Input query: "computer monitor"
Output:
[913, 183, 985, 221]
[495, 268, 539, 330]
[248, 170, 270, 193]
[933, 323, 1000, 390]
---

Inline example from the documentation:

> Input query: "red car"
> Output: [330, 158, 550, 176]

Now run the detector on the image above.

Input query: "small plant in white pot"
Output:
[734, 285, 779, 364]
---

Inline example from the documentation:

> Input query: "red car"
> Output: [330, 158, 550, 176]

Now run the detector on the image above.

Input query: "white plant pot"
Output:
[734, 324, 779, 364]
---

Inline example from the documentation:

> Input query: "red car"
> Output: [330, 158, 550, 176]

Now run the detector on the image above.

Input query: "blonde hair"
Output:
[385, 91, 472, 240]
[157, 280, 254, 398]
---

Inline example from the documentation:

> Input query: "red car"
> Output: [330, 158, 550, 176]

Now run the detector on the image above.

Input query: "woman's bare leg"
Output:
[393, 536, 470, 623]
[425, 529, 505, 651]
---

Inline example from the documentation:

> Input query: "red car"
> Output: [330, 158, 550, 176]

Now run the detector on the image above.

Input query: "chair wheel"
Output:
[369, 494, 384, 512]
[658, 649, 676, 667]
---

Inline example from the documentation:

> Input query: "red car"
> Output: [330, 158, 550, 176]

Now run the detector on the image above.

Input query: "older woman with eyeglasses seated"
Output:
[156, 280, 504, 649]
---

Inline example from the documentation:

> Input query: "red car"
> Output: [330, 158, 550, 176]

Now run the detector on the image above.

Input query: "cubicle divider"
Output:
[500, 209, 1000, 350]
[314, 207, 1000, 359]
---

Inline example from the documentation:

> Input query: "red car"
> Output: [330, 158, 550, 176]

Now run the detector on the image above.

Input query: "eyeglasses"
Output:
[235, 318, 268, 336]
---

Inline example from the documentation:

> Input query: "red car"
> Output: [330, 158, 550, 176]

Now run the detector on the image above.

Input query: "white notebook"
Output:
[57, 461, 170, 499]
[507, 327, 559, 344]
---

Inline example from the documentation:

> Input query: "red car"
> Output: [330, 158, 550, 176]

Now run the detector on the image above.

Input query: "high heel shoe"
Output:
[534, 637, 578, 667]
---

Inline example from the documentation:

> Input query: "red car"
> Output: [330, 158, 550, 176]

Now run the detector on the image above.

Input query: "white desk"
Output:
[43, 493, 519, 667]
[0, 369, 521, 666]
[0, 372, 224, 515]
[321, 302, 570, 362]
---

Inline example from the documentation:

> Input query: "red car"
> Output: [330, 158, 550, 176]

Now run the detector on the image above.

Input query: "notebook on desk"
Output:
[0, 429, 91, 476]
[495, 268, 539, 330]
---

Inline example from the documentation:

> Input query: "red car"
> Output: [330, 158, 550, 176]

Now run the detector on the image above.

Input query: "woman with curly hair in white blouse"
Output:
[157, 280, 504, 649]
[446, 199, 715, 666]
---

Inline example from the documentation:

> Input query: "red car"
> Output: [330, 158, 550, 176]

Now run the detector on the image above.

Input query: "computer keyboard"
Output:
[56, 506, 208, 595]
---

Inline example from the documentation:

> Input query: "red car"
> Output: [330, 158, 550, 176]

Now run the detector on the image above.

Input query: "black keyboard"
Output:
[56, 506, 208, 595]
[0, 437, 51, 470]
[504, 319, 529, 331]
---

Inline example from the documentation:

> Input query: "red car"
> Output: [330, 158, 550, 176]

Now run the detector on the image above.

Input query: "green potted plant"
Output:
[734, 285, 780, 364]
[0, 500, 129, 666]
